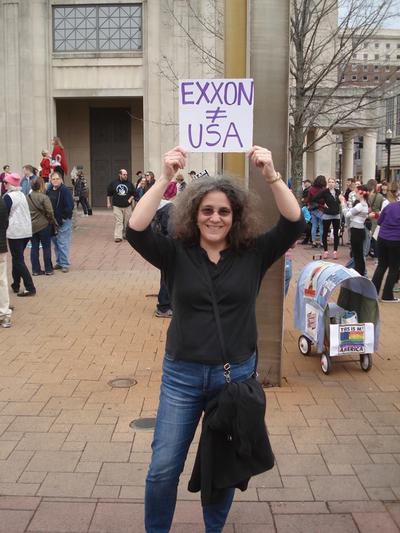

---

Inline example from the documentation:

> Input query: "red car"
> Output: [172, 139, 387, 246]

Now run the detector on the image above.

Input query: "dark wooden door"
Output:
[90, 108, 131, 207]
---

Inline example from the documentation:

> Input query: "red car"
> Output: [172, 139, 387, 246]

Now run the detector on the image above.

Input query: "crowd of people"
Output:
[0, 135, 201, 328]
[1, 137, 400, 333]
[0, 136, 74, 328]
[300, 174, 400, 302]
[106, 169, 196, 244]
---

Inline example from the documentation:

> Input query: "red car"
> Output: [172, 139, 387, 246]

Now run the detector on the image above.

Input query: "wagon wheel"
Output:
[321, 353, 332, 375]
[298, 335, 312, 356]
[360, 354, 372, 372]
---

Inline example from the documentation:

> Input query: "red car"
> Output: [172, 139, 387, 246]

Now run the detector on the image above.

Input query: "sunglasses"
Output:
[200, 207, 232, 217]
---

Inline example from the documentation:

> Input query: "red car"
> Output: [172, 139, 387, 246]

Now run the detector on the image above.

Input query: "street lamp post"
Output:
[377, 129, 400, 181]
[386, 128, 392, 182]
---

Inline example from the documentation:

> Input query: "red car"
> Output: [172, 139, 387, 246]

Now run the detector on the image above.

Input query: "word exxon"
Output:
[181, 81, 254, 106]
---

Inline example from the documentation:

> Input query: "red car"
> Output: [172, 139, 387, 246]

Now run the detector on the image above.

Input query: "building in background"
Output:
[341, 29, 400, 87]
[298, 25, 400, 185]
[0, 0, 221, 206]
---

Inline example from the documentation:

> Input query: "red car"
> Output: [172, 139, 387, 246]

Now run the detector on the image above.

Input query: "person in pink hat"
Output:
[3, 173, 36, 296]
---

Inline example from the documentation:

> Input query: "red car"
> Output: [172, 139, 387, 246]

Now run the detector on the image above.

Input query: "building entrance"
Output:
[90, 108, 132, 207]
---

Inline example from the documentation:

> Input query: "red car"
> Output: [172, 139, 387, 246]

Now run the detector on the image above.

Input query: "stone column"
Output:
[143, 0, 161, 175]
[362, 129, 377, 183]
[0, 0, 22, 168]
[313, 130, 336, 178]
[342, 132, 354, 181]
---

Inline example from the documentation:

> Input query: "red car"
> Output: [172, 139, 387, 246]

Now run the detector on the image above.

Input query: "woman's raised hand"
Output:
[248, 146, 277, 181]
[162, 147, 187, 181]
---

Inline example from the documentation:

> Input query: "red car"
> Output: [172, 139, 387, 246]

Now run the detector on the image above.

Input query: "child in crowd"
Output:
[40, 150, 52, 182]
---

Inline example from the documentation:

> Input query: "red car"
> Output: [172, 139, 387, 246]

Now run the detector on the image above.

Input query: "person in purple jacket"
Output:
[371, 201, 400, 302]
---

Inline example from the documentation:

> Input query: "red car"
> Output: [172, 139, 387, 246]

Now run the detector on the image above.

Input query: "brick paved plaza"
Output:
[0, 210, 399, 532]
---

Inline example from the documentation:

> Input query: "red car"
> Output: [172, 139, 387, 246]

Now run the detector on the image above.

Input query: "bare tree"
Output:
[159, 0, 223, 88]
[290, 0, 398, 197]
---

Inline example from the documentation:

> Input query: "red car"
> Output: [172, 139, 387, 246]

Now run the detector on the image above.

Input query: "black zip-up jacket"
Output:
[188, 378, 275, 505]
[312, 187, 341, 216]
[0, 196, 9, 253]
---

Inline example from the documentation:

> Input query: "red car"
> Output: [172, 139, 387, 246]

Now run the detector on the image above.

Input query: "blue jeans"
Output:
[52, 218, 72, 268]
[310, 210, 323, 243]
[284, 258, 292, 296]
[145, 353, 257, 533]
[31, 224, 53, 274]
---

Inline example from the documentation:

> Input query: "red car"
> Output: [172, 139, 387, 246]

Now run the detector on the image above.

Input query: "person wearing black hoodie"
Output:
[0, 196, 12, 327]
[312, 177, 341, 259]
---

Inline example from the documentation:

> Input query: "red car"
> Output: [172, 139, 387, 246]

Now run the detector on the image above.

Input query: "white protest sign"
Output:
[179, 79, 254, 152]
[329, 323, 374, 357]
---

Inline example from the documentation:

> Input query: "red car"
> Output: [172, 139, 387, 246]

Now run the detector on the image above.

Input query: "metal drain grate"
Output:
[130, 417, 156, 430]
[108, 378, 137, 389]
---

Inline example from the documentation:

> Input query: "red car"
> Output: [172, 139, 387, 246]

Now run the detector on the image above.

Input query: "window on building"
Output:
[53, 4, 142, 52]
[364, 42, 369, 48]
[374, 65, 379, 71]
[352, 64, 357, 71]
[385, 54, 390, 60]
[385, 65, 390, 72]
[352, 75, 357, 81]
[363, 75, 368, 81]
[397, 55, 400, 60]
[353, 53, 357, 59]
[341, 75, 345, 81]
[375, 54, 379, 60]
[363, 65, 368, 71]
[375, 43, 379, 48]
[374, 75, 379, 80]
[398, 43, 400, 48]
[386, 43, 391, 49]
[363, 54, 368, 60]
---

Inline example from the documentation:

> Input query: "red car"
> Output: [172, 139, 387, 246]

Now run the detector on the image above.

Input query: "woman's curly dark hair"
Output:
[313, 175, 327, 188]
[170, 176, 263, 250]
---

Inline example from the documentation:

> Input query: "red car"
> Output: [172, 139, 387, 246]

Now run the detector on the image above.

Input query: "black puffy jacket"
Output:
[0, 197, 9, 253]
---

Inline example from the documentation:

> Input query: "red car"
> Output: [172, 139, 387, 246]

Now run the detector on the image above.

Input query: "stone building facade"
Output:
[341, 29, 400, 87]
[0, 0, 221, 205]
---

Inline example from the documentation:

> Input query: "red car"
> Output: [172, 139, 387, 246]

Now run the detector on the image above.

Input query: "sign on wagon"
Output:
[179, 79, 254, 152]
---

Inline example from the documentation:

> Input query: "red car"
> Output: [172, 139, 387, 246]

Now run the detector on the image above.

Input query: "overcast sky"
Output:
[339, 1, 400, 29]
[383, 17, 400, 29]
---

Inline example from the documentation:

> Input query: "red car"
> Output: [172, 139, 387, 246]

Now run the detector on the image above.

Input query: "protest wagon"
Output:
[294, 261, 380, 375]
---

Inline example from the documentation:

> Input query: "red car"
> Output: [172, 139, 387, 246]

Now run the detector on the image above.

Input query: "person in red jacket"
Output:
[40, 150, 52, 182]
[51, 137, 68, 179]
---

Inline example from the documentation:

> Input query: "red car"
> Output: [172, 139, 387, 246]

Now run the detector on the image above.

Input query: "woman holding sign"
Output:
[127, 146, 304, 532]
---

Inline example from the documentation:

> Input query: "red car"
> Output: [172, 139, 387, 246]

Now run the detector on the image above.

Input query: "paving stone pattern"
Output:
[0, 211, 399, 531]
